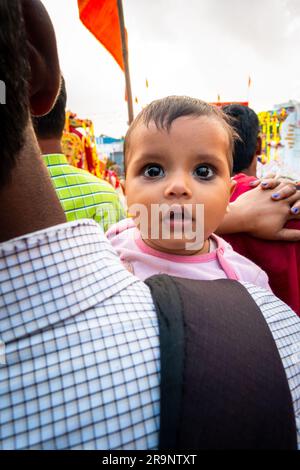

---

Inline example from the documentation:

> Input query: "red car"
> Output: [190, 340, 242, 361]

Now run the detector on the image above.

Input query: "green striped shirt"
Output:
[44, 154, 125, 231]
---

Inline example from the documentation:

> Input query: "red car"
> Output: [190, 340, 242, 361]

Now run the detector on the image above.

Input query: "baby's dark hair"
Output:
[222, 104, 259, 175]
[124, 96, 238, 174]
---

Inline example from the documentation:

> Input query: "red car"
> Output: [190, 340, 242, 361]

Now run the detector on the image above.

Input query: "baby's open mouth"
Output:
[163, 206, 193, 223]
[170, 210, 180, 220]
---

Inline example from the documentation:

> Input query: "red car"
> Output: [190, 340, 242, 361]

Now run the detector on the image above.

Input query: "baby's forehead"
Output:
[128, 115, 230, 150]
[125, 115, 233, 174]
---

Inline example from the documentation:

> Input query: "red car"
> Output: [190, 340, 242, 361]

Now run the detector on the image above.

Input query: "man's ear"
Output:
[21, 0, 61, 116]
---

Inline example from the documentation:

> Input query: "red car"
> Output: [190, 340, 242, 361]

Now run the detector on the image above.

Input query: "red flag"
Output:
[78, 0, 125, 71]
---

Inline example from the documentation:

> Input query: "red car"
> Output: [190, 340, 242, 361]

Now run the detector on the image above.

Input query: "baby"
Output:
[106, 96, 269, 289]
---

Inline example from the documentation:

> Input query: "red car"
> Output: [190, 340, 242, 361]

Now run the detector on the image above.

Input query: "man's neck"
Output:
[241, 168, 256, 177]
[38, 138, 62, 155]
[0, 126, 66, 243]
[240, 157, 257, 178]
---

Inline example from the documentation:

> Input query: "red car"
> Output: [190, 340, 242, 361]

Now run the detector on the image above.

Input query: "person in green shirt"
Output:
[32, 77, 125, 232]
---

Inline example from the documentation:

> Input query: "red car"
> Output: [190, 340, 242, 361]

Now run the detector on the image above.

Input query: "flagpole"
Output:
[117, 0, 134, 125]
[247, 76, 252, 106]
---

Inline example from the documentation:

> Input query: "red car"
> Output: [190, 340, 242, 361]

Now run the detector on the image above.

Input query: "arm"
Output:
[217, 183, 300, 241]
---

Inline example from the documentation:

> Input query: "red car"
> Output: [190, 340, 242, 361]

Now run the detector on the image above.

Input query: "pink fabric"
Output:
[106, 218, 270, 288]
[231, 173, 257, 201]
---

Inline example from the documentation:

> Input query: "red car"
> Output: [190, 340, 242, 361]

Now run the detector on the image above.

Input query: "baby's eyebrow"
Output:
[134, 153, 166, 163]
[193, 153, 227, 164]
[194, 153, 221, 158]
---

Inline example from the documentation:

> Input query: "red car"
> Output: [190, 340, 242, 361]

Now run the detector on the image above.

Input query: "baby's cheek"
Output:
[126, 192, 141, 211]
[127, 185, 149, 207]
[204, 202, 228, 234]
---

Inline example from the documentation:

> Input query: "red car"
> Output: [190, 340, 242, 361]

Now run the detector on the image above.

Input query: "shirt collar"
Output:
[42, 153, 68, 166]
[0, 220, 138, 344]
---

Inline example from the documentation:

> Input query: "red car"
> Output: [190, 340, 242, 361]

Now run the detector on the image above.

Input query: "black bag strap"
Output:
[145, 275, 297, 450]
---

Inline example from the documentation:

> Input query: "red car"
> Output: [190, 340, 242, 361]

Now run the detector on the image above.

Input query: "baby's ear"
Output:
[229, 178, 237, 198]
[121, 179, 126, 195]
[225, 179, 237, 213]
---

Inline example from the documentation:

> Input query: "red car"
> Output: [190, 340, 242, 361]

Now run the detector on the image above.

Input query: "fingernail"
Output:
[261, 182, 268, 187]
[292, 208, 299, 214]
[272, 193, 280, 198]
[250, 180, 258, 186]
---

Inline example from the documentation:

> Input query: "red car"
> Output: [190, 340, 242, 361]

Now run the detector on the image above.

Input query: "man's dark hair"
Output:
[32, 76, 67, 140]
[124, 96, 237, 174]
[0, 0, 30, 187]
[222, 104, 259, 175]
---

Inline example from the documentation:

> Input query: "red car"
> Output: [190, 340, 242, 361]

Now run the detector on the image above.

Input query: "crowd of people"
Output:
[0, 0, 300, 450]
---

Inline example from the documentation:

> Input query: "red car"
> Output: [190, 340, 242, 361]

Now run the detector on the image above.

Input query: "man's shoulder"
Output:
[44, 154, 117, 194]
[0, 219, 156, 331]
[69, 167, 117, 192]
[240, 281, 299, 322]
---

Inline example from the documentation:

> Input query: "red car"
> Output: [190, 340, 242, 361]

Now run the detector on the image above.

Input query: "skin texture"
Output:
[125, 116, 236, 255]
[38, 138, 62, 155]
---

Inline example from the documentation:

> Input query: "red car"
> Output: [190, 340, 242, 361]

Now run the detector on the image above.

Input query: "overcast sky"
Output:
[42, 0, 300, 137]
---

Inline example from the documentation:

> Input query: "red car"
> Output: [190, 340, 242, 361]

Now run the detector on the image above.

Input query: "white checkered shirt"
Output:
[0, 219, 299, 449]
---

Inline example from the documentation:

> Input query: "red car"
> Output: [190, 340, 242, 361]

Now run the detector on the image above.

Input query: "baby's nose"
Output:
[164, 177, 192, 198]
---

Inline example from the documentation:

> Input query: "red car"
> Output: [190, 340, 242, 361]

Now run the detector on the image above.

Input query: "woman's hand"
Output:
[250, 177, 300, 215]
[217, 182, 300, 241]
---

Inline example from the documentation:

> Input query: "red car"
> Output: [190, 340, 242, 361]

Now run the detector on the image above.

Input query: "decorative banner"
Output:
[78, 0, 125, 71]
[258, 102, 300, 179]
[62, 111, 105, 178]
[210, 101, 249, 108]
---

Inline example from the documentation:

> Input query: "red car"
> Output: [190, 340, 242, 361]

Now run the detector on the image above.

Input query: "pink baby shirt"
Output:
[106, 218, 270, 289]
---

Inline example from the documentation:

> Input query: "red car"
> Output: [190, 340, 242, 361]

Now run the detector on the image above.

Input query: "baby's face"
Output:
[125, 116, 236, 254]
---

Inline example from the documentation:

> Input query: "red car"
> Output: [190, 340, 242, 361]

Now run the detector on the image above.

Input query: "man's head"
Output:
[32, 76, 67, 142]
[222, 104, 260, 176]
[0, 0, 61, 188]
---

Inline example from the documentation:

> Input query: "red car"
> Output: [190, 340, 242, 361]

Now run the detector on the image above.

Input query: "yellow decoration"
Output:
[62, 112, 106, 179]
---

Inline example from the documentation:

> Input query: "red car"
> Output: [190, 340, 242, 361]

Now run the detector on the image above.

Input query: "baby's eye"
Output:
[194, 165, 215, 180]
[143, 164, 165, 178]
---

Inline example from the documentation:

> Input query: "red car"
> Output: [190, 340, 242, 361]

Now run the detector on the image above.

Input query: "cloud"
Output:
[199, 0, 300, 59]
[41, 0, 300, 136]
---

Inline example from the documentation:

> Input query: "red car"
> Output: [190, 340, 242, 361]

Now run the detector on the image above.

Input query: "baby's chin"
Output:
[144, 236, 208, 256]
